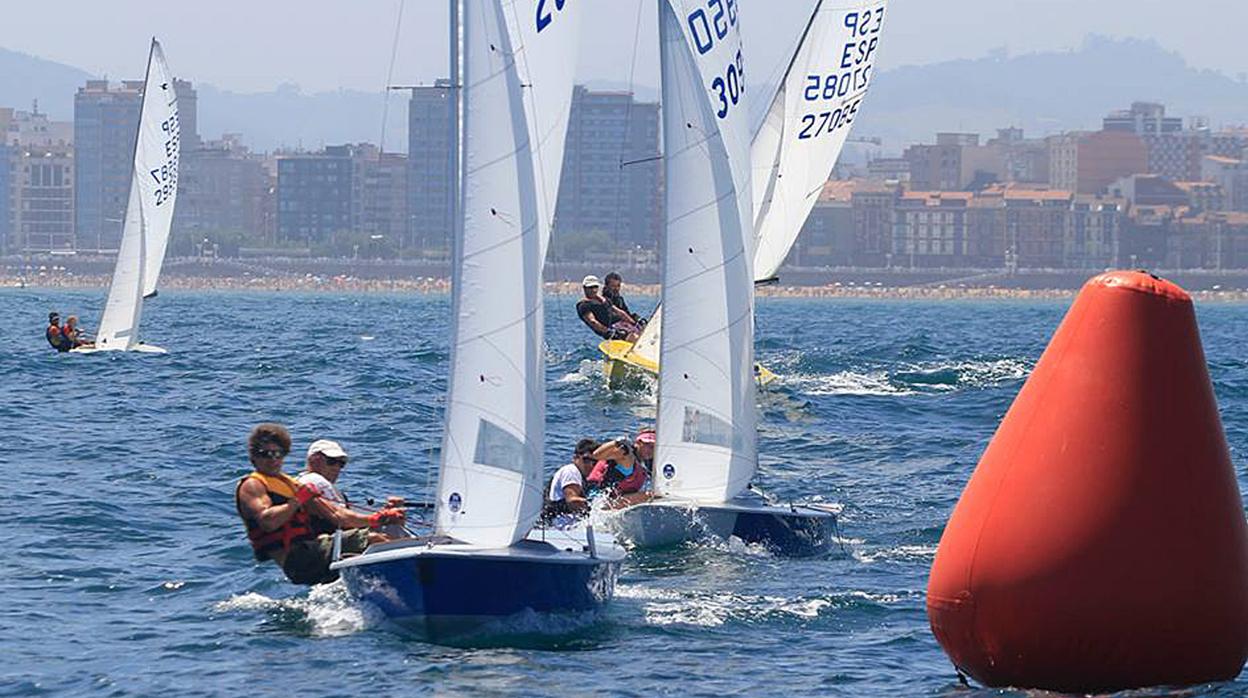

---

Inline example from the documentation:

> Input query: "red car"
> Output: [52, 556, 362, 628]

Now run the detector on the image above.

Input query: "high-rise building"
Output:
[1048, 131, 1147, 194]
[13, 144, 75, 253]
[1102, 102, 1182, 136]
[554, 86, 661, 249]
[174, 134, 270, 244]
[276, 145, 357, 246]
[1203, 155, 1248, 212]
[1, 105, 75, 254]
[407, 80, 454, 253]
[903, 133, 977, 190]
[359, 151, 408, 246]
[74, 79, 197, 252]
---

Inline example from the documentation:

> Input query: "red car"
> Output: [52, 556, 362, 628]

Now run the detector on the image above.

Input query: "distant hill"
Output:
[5, 36, 1248, 154]
[0, 47, 93, 117]
[855, 36, 1248, 154]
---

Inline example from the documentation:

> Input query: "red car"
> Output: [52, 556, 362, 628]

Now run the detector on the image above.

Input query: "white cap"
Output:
[582, 274, 601, 288]
[307, 439, 348, 460]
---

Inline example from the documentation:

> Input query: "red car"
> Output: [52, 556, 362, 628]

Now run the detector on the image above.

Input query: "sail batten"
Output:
[435, 0, 582, 547]
[94, 39, 180, 350]
[654, 0, 756, 503]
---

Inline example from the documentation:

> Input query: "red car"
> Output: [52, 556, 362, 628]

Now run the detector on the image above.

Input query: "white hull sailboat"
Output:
[331, 0, 623, 639]
[601, 0, 889, 387]
[75, 39, 181, 355]
[604, 0, 888, 557]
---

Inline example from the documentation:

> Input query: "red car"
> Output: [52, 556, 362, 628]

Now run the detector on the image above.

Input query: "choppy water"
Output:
[3, 288, 1246, 697]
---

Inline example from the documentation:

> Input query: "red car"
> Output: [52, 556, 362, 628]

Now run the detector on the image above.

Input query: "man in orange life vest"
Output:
[235, 423, 405, 585]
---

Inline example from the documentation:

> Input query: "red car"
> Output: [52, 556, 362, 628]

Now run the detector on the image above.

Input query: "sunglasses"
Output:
[578, 454, 597, 463]
[251, 447, 287, 460]
[325, 456, 348, 467]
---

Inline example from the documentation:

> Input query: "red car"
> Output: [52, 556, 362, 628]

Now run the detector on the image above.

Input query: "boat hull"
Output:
[71, 343, 166, 355]
[599, 339, 777, 388]
[604, 497, 836, 557]
[332, 534, 622, 640]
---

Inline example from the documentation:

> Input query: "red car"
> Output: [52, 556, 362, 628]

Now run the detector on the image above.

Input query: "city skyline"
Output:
[2, 0, 1247, 96]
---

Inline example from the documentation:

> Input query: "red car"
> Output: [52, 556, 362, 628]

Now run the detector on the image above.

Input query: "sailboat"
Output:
[330, 0, 623, 638]
[74, 39, 181, 354]
[601, 0, 888, 386]
[603, 0, 888, 556]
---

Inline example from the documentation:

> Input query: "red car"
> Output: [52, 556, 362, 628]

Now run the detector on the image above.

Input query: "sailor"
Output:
[588, 429, 656, 507]
[541, 438, 600, 525]
[234, 423, 402, 585]
[576, 275, 639, 342]
[603, 271, 646, 328]
[45, 312, 72, 352]
[62, 316, 93, 350]
[296, 438, 406, 544]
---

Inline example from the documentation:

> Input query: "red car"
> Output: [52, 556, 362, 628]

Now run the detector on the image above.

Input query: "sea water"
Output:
[3, 288, 1246, 696]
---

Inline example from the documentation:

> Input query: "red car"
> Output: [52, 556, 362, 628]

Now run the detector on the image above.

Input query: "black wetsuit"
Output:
[576, 297, 616, 339]
[604, 289, 633, 318]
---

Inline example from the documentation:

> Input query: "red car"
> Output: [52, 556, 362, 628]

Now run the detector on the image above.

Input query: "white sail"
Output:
[629, 2, 886, 366]
[654, 0, 756, 502]
[436, 0, 582, 547]
[751, 0, 887, 280]
[94, 39, 181, 350]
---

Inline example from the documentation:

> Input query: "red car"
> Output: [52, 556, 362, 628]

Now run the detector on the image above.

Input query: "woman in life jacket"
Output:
[587, 430, 655, 508]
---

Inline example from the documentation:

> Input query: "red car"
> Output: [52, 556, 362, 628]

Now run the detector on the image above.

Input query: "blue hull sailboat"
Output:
[331, 0, 623, 638]
[604, 0, 889, 557]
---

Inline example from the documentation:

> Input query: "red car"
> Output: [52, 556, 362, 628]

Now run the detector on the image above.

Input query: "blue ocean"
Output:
[4, 288, 1246, 697]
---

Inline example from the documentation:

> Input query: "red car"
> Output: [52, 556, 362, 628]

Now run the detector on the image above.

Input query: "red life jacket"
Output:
[235, 471, 316, 561]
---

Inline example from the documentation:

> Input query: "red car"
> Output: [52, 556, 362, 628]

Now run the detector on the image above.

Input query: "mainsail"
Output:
[654, 0, 756, 502]
[94, 39, 181, 350]
[436, 0, 582, 547]
[627, 0, 886, 363]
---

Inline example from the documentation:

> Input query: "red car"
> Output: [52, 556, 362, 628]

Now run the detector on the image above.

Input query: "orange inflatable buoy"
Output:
[927, 271, 1248, 693]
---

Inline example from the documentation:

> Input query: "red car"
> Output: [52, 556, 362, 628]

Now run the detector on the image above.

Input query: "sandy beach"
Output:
[8, 271, 1248, 301]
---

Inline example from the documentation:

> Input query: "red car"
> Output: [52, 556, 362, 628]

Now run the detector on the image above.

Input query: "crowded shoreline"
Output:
[8, 271, 1248, 301]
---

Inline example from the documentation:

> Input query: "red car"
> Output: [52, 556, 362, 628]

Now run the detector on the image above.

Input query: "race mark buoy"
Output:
[927, 271, 1248, 693]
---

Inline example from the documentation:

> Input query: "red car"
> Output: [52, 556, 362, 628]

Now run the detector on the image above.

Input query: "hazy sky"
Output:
[4, 0, 1247, 93]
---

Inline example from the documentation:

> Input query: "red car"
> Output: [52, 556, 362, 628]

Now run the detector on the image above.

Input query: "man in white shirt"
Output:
[541, 438, 601, 524]
[297, 439, 406, 543]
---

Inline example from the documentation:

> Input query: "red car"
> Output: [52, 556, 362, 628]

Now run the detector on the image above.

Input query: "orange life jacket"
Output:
[235, 471, 316, 560]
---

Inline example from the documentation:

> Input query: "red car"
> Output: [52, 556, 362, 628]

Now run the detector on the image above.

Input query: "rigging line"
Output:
[378, 0, 407, 154]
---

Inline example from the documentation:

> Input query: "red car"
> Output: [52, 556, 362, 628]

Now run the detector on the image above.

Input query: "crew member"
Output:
[603, 271, 645, 328]
[588, 429, 655, 507]
[234, 423, 402, 585]
[576, 275, 639, 342]
[296, 438, 406, 544]
[541, 438, 600, 525]
[62, 316, 93, 350]
[45, 312, 72, 352]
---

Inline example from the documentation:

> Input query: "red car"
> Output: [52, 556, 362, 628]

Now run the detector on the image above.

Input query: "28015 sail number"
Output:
[150, 111, 180, 206]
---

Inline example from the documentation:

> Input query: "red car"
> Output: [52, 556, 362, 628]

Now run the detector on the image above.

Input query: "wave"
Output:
[615, 585, 910, 628]
[214, 581, 382, 637]
[781, 357, 1032, 397]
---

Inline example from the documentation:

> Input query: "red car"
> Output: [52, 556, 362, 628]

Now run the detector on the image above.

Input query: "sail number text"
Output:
[535, 0, 568, 33]
[687, 0, 738, 55]
[796, 6, 883, 139]
[684, 1, 744, 120]
[151, 111, 180, 206]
